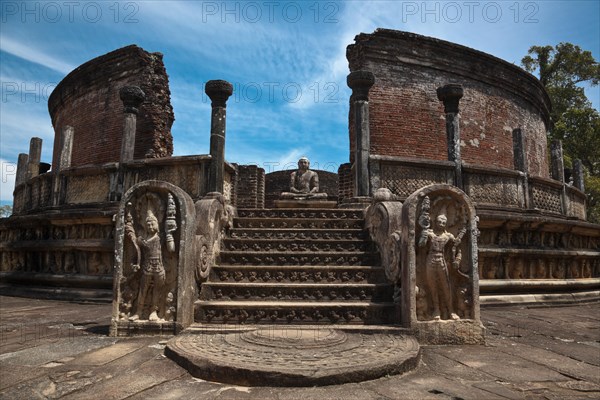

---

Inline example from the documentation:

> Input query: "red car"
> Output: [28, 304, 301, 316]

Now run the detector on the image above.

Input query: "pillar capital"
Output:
[205, 80, 233, 108]
[437, 84, 463, 113]
[119, 86, 146, 114]
[347, 70, 375, 101]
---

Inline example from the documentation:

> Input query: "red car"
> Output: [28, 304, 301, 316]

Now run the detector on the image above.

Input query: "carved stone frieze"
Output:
[197, 306, 394, 325]
[212, 267, 378, 284]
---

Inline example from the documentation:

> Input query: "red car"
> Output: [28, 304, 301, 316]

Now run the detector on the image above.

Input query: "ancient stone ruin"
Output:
[1, 29, 598, 385]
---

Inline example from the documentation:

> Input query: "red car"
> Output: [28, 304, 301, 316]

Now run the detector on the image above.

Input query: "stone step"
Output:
[237, 209, 364, 220]
[194, 300, 398, 325]
[200, 282, 394, 302]
[219, 251, 380, 267]
[229, 228, 368, 241]
[211, 265, 386, 284]
[233, 218, 364, 230]
[222, 238, 375, 253]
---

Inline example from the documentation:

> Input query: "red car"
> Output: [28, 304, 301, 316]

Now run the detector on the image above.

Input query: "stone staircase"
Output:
[195, 208, 397, 325]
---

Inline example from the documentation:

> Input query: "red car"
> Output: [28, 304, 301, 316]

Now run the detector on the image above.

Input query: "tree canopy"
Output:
[522, 42, 600, 222]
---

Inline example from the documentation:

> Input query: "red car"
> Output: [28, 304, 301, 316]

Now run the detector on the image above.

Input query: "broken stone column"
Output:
[52, 126, 74, 206]
[347, 71, 375, 198]
[15, 153, 29, 186]
[437, 84, 464, 189]
[512, 128, 530, 208]
[573, 159, 585, 192]
[119, 86, 146, 163]
[27, 137, 42, 179]
[205, 80, 233, 194]
[110, 86, 145, 201]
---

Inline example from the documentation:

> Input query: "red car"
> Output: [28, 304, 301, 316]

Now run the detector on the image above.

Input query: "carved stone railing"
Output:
[369, 155, 588, 221]
[566, 185, 587, 220]
[371, 155, 454, 199]
[463, 165, 524, 209]
[11, 155, 240, 215]
[529, 176, 564, 215]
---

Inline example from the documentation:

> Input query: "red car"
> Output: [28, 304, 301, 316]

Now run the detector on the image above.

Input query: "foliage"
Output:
[0, 205, 12, 218]
[522, 42, 600, 222]
[586, 175, 600, 223]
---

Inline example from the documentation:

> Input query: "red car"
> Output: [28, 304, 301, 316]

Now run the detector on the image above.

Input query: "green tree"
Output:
[0, 205, 12, 218]
[522, 42, 600, 222]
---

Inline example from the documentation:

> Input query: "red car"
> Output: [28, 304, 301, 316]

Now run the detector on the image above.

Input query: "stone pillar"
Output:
[119, 86, 146, 163]
[27, 137, 42, 179]
[573, 159, 585, 192]
[347, 70, 375, 197]
[15, 153, 29, 186]
[512, 128, 527, 173]
[57, 126, 74, 169]
[205, 80, 233, 194]
[512, 128, 530, 208]
[550, 140, 565, 183]
[52, 126, 74, 206]
[550, 140, 568, 215]
[437, 84, 464, 189]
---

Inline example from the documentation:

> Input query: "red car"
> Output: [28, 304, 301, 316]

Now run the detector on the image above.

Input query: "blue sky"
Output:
[1, 0, 599, 202]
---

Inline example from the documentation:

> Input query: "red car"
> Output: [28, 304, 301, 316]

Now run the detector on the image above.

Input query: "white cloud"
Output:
[0, 36, 74, 74]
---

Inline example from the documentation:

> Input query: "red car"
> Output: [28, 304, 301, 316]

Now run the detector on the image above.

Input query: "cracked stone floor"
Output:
[0, 295, 598, 399]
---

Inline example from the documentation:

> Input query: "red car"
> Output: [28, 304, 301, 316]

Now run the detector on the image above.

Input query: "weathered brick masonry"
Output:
[347, 29, 551, 178]
[48, 45, 174, 170]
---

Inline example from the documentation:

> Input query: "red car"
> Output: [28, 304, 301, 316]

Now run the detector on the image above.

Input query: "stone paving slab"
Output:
[1, 296, 599, 399]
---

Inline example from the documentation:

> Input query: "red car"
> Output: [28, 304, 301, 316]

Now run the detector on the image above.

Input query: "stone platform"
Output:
[165, 326, 420, 386]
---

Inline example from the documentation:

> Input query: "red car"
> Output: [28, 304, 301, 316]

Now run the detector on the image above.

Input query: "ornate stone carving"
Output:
[121, 193, 177, 322]
[280, 157, 327, 200]
[364, 189, 403, 283]
[532, 183, 562, 213]
[381, 164, 450, 198]
[111, 180, 196, 336]
[194, 192, 234, 282]
[416, 195, 467, 321]
[400, 184, 483, 344]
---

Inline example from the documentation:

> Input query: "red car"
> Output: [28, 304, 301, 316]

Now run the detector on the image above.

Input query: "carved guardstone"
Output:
[111, 180, 196, 336]
[400, 184, 484, 344]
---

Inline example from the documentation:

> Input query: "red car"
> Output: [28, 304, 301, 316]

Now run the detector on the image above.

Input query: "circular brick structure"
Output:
[347, 29, 551, 178]
[48, 45, 175, 170]
[166, 327, 420, 386]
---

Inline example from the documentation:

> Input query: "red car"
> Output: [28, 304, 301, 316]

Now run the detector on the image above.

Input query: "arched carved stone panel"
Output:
[400, 184, 483, 344]
[111, 180, 196, 336]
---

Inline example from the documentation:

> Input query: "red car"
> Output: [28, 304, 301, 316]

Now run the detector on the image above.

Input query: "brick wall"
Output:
[236, 165, 265, 208]
[337, 163, 353, 203]
[48, 45, 174, 170]
[347, 29, 551, 178]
